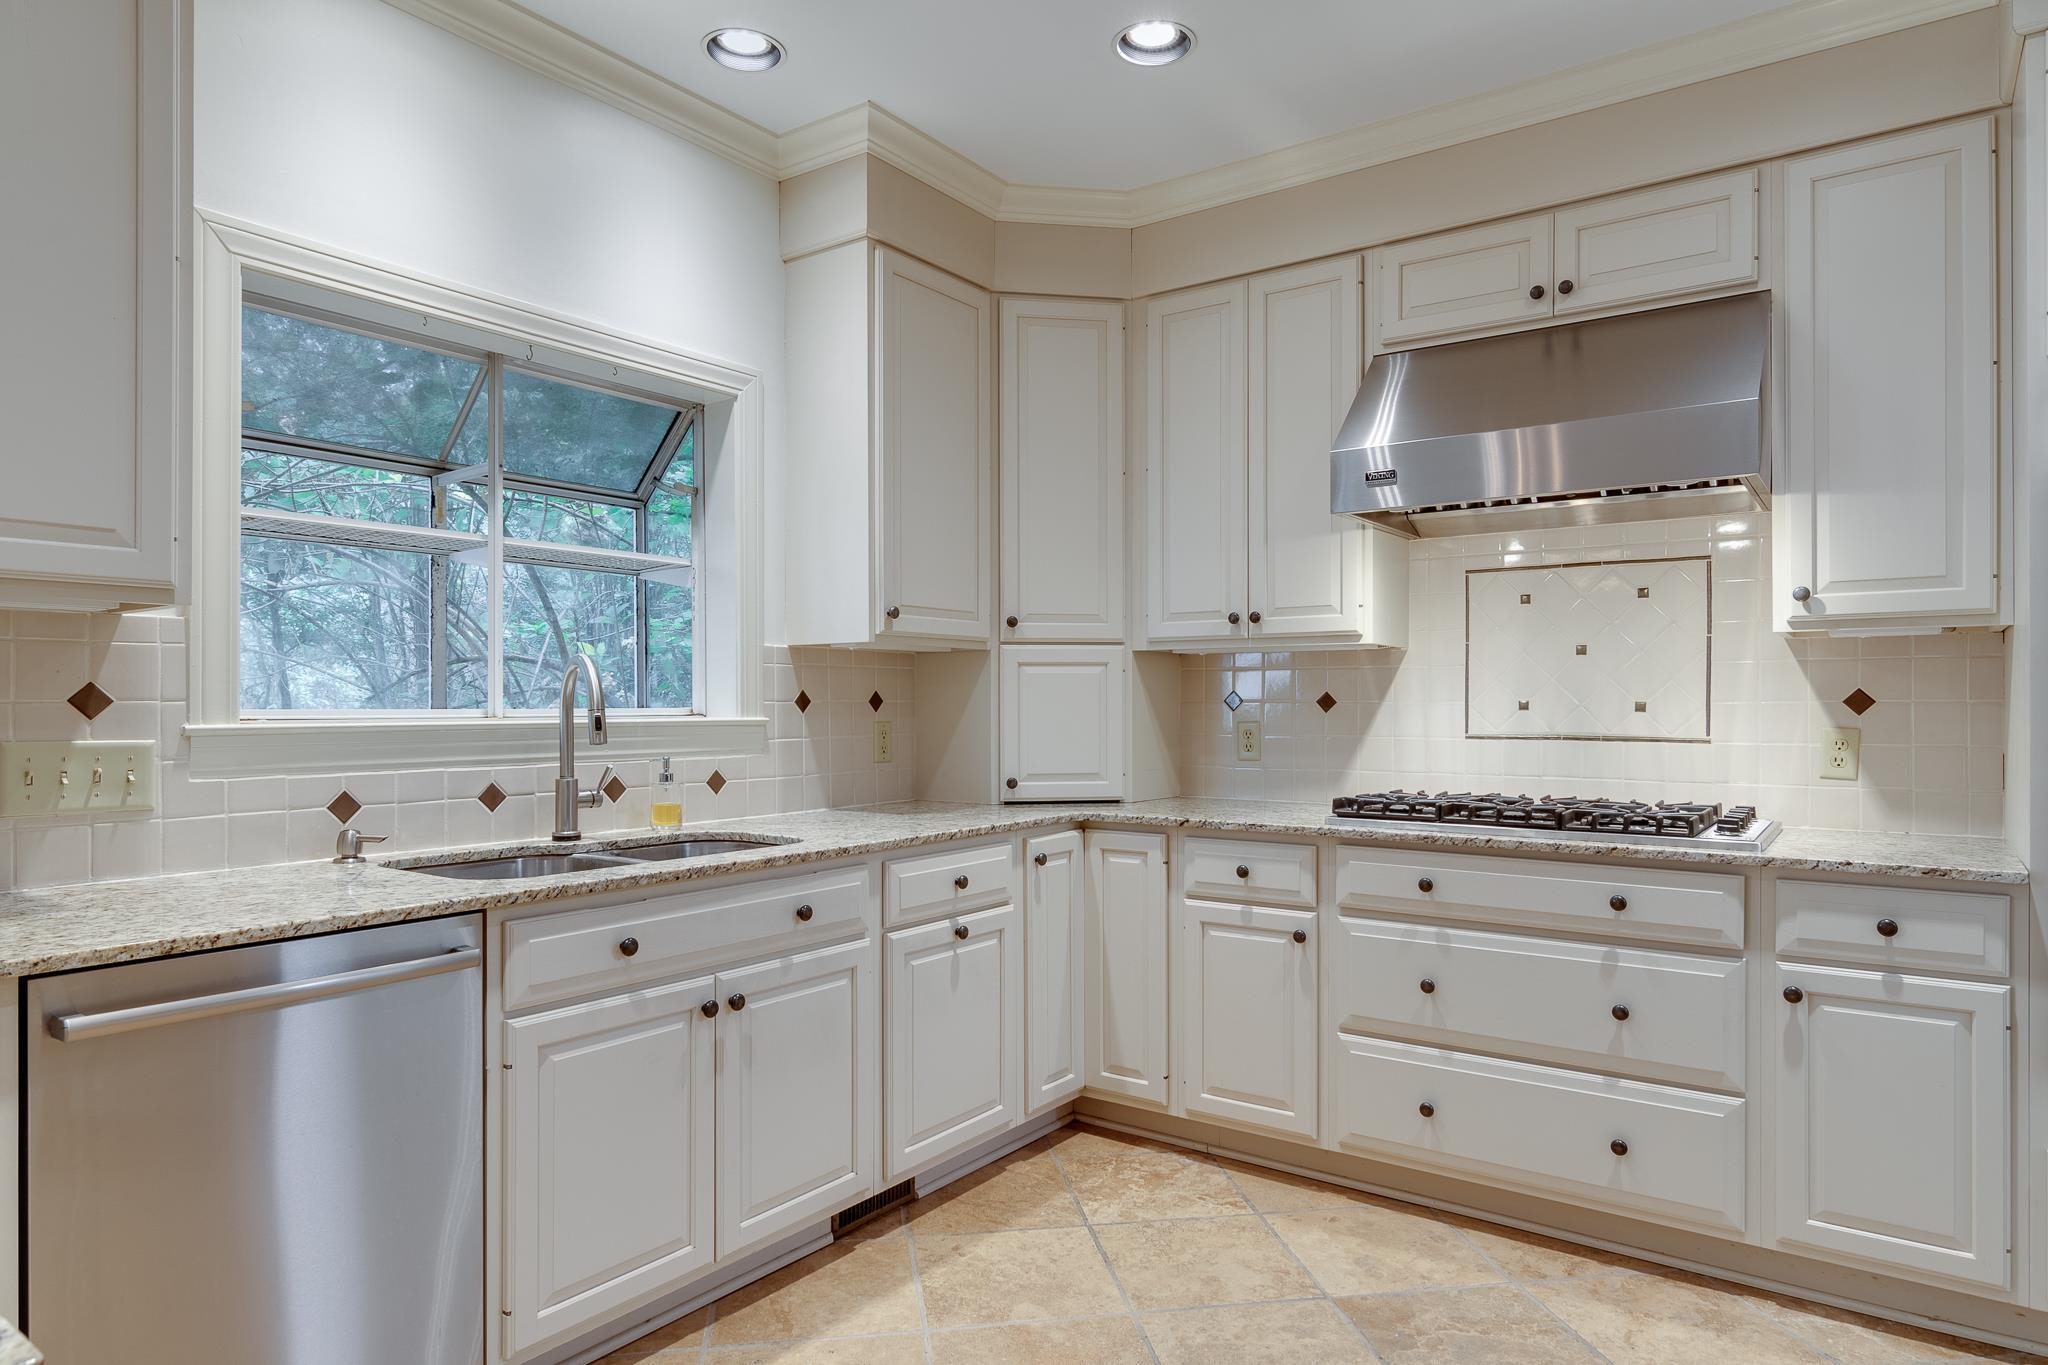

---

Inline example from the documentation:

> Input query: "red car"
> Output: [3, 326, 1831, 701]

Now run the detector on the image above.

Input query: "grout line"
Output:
[898, 1212, 937, 1365]
[1436, 1215, 1617, 1365]
[1043, 1138, 1162, 1364]
[1211, 1160, 1387, 1364]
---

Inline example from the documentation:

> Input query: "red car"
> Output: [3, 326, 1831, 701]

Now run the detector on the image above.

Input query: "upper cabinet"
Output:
[786, 243, 992, 647]
[1144, 281, 1249, 644]
[1372, 169, 1758, 349]
[1777, 118, 2000, 631]
[0, 0, 190, 612]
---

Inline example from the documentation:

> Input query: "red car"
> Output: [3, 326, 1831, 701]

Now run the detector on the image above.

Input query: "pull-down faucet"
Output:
[553, 653, 614, 841]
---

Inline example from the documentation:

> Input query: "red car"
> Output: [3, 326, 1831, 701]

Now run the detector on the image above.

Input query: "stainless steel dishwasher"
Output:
[25, 915, 484, 1365]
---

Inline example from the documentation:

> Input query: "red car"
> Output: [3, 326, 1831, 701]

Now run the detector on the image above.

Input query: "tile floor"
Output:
[594, 1123, 2042, 1364]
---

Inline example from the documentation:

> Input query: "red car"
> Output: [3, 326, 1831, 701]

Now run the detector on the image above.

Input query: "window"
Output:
[236, 299, 700, 717]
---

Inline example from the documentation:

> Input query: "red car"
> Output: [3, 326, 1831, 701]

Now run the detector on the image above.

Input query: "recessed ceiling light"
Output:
[705, 27, 783, 71]
[1116, 19, 1194, 66]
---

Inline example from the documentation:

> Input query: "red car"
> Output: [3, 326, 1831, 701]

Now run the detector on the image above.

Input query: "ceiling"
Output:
[512, 0, 1823, 191]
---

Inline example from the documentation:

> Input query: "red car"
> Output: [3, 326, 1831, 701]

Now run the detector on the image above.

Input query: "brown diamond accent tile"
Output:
[601, 772, 628, 804]
[1636, 586, 1651, 598]
[794, 690, 811, 713]
[869, 690, 885, 712]
[1316, 691, 1337, 713]
[1575, 644, 1588, 656]
[66, 681, 113, 722]
[326, 791, 363, 824]
[1635, 701, 1649, 713]
[705, 769, 727, 796]
[1843, 687, 1877, 716]
[477, 782, 507, 812]
[1518, 594, 1531, 605]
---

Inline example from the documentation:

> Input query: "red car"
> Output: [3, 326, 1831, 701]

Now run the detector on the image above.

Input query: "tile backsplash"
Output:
[1180, 515, 2008, 837]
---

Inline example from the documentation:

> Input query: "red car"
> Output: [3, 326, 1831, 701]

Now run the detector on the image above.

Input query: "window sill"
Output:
[184, 714, 769, 780]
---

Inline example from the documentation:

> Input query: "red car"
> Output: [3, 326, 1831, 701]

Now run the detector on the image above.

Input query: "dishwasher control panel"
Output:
[0, 741, 158, 817]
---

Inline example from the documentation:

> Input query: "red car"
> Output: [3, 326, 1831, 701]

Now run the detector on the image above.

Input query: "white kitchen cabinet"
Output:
[1769, 963, 2010, 1289]
[714, 938, 877, 1258]
[1375, 215, 1553, 346]
[1083, 830, 1170, 1106]
[0, 0, 189, 611]
[503, 978, 716, 1357]
[999, 298, 1124, 642]
[999, 646, 1125, 801]
[1778, 118, 1999, 629]
[1024, 831, 1085, 1113]
[1144, 281, 1249, 643]
[1552, 170, 1758, 315]
[1177, 900, 1318, 1139]
[884, 902, 1022, 1180]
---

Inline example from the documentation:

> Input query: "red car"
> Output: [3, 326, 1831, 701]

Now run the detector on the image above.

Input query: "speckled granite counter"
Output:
[0, 798, 2025, 977]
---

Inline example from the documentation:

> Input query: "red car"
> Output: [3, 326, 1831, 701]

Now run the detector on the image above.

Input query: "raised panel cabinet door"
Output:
[1178, 900, 1318, 1139]
[1083, 830, 1170, 1106]
[1249, 256, 1365, 640]
[1144, 281, 1249, 643]
[1780, 118, 1997, 624]
[875, 247, 992, 641]
[1025, 831, 1086, 1112]
[1769, 963, 2010, 1289]
[503, 979, 715, 1357]
[1551, 169, 1758, 315]
[1374, 215, 1553, 346]
[1000, 298, 1125, 641]
[714, 938, 878, 1259]
[884, 903, 1022, 1180]
[999, 645, 1125, 801]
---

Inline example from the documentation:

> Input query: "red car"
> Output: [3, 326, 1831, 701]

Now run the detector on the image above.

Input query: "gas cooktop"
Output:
[1327, 790, 1779, 853]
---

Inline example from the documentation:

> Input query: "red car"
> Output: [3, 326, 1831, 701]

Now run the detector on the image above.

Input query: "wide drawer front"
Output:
[1182, 837, 1318, 908]
[1333, 848, 1745, 949]
[1333, 916, 1746, 1091]
[1334, 1035, 1747, 1234]
[884, 841, 1019, 926]
[504, 866, 873, 1012]
[1776, 880, 2010, 977]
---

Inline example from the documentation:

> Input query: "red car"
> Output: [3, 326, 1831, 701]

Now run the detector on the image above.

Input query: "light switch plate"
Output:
[0, 741, 159, 816]
[1818, 726, 1861, 781]
[1236, 721, 1262, 763]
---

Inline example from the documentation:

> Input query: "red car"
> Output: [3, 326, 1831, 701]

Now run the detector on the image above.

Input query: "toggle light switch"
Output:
[0, 742, 157, 817]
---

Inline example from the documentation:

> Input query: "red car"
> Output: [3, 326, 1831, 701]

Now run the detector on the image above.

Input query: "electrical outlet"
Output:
[1819, 726, 1861, 781]
[0, 741, 158, 817]
[1236, 720, 1262, 763]
[873, 719, 892, 764]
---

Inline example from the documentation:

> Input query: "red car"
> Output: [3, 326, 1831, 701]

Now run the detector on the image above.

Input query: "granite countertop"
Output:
[0, 798, 2025, 978]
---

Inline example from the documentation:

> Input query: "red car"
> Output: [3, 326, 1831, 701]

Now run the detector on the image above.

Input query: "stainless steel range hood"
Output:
[1332, 292, 1770, 537]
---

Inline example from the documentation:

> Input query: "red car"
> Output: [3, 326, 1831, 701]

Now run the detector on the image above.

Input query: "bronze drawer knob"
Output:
[1419, 1101, 1436, 1118]
[1876, 917, 1900, 939]
[1783, 985, 1805, 1004]
[1034, 852, 1048, 866]
[1419, 978, 1436, 995]
[955, 874, 970, 890]
[1609, 894, 1628, 912]
[618, 936, 640, 958]
[1236, 864, 1251, 879]
[795, 903, 814, 922]
[727, 993, 746, 1011]
[699, 999, 719, 1018]
[1611, 1004, 1630, 1022]
[953, 924, 970, 940]
[1610, 1138, 1629, 1157]
[1417, 877, 1434, 893]
[1292, 928, 1307, 944]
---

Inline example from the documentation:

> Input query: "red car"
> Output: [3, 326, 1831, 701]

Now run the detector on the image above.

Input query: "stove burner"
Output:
[1330, 790, 1764, 843]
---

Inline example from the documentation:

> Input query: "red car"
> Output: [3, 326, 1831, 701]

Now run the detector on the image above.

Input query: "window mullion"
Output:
[486, 353, 506, 718]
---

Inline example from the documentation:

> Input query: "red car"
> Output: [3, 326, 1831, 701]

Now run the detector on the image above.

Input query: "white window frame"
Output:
[185, 211, 768, 778]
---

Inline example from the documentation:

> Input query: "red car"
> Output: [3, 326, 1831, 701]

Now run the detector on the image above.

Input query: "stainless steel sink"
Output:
[605, 837, 780, 862]
[407, 852, 632, 880]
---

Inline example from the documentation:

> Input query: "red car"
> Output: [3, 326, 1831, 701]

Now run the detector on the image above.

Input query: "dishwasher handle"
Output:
[47, 946, 482, 1043]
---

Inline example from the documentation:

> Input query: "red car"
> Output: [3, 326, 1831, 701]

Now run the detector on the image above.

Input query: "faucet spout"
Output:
[553, 653, 612, 841]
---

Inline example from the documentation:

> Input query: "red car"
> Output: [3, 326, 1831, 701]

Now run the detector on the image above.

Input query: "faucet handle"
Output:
[333, 828, 387, 864]
[579, 765, 617, 810]
[595, 765, 617, 800]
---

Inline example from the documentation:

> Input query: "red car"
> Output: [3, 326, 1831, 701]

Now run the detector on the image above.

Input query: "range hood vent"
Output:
[1332, 292, 1770, 537]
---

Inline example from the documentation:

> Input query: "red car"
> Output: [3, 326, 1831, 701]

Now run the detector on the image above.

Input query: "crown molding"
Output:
[384, 0, 1995, 229]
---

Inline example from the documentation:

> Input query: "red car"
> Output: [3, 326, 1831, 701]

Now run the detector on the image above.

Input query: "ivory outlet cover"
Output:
[1236, 721, 1262, 763]
[0, 741, 158, 817]
[1819, 726, 1860, 781]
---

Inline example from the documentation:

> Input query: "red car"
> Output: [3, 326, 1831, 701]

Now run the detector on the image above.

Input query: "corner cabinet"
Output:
[1025, 831, 1086, 1112]
[1083, 831, 1170, 1106]
[0, 0, 190, 611]
[1777, 118, 2000, 631]
[785, 241, 992, 647]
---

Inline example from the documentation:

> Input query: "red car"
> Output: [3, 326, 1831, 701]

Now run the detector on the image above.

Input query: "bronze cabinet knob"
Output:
[618, 936, 640, 958]
[1006, 778, 1019, 789]
[1558, 279, 1575, 295]
[727, 993, 746, 1011]
[1419, 1101, 1436, 1118]
[1792, 586, 1812, 603]
[1610, 1138, 1629, 1156]
[955, 874, 970, 890]
[1417, 877, 1435, 893]
[953, 924, 970, 940]
[1609, 894, 1628, 912]
[885, 605, 901, 619]
[1419, 978, 1436, 994]
[699, 999, 719, 1018]
[1292, 928, 1308, 944]
[1034, 852, 1048, 866]
[1236, 864, 1251, 879]
[1530, 284, 1547, 300]
[1006, 615, 1019, 628]
[1783, 985, 1805, 1004]
[795, 903, 814, 922]
[1611, 1004, 1631, 1022]
[1876, 917, 1900, 938]
[1227, 611, 1242, 625]
[1248, 610, 1262, 624]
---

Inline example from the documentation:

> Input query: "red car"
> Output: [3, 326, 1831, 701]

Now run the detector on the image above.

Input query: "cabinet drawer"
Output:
[1334, 1036, 1746, 1234]
[504, 867, 873, 1013]
[1183, 837, 1317, 908]
[1776, 880, 2010, 977]
[1333, 848, 1744, 949]
[1334, 916, 1745, 1091]
[884, 841, 1019, 926]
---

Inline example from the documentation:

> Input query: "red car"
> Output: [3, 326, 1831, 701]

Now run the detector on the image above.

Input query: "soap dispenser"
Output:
[650, 756, 682, 831]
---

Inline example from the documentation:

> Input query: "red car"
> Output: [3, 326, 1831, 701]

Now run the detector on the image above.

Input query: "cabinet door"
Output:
[1025, 831, 1086, 1112]
[1770, 963, 2010, 1289]
[999, 645, 1124, 801]
[1145, 281, 1248, 643]
[884, 903, 1022, 1180]
[1552, 170, 1758, 315]
[875, 247, 992, 641]
[504, 979, 715, 1356]
[1178, 900, 1318, 1139]
[715, 938, 877, 1259]
[1780, 119, 1997, 624]
[1249, 256, 1366, 640]
[1083, 831, 1170, 1106]
[0, 0, 186, 609]
[1000, 298, 1124, 641]
[1375, 215, 1552, 346]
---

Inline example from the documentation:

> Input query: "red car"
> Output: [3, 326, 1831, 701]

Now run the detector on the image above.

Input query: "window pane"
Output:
[501, 565, 639, 710]
[444, 560, 489, 710]
[661, 420, 696, 491]
[241, 449, 432, 526]
[240, 538, 455, 710]
[504, 488, 638, 552]
[647, 488, 692, 561]
[645, 582, 694, 710]
[501, 368, 679, 492]
[241, 305, 481, 460]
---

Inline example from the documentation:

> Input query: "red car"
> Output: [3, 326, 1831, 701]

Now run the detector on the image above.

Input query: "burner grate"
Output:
[1331, 790, 1757, 841]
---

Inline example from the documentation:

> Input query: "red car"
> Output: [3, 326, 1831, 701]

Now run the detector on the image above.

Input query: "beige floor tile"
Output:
[915, 1225, 1128, 1329]
[1051, 1129, 1249, 1223]
[1142, 1299, 1376, 1364]
[1745, 1289, 2041, 1363]
[707, 1234, 923, 1345]
[1094, 1215, 1319, 1310]
[1340, 1284, 1600, 1364]
[595, 1307, 709, 1361]
[1216, 1158, 1382, 1214]
[906, 1151, 1084, 1235]
[1527, 1271, 1830, 1365]
[1443, 1215, 1644, 1282]
[705, 1336, 927, 1364]
[929, 1316, 1153, 1364]
[1268, 1204, 1504, 1296]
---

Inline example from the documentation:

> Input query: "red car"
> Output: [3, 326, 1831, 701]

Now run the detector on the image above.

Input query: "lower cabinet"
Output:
[1177, 899, 1318, 1138]
[1025, 832, 1085, 1112]
[1769, 963, 2010, 1289]
[884, 902, 1023, 1180]
[1084, 831, 1170, 1106]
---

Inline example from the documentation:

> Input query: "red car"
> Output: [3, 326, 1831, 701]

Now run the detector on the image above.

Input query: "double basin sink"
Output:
[406, 837, 780, 881]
